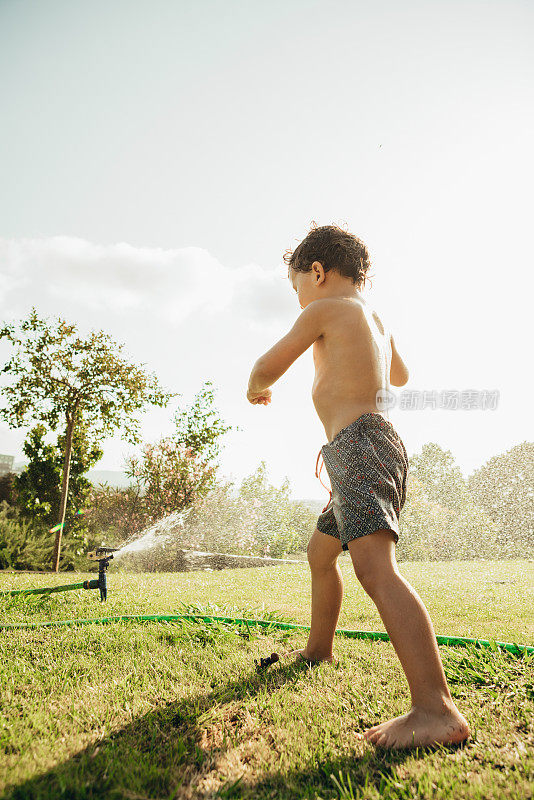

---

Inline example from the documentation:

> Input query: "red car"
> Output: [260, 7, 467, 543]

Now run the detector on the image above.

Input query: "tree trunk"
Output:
[52, 412, 76, 572]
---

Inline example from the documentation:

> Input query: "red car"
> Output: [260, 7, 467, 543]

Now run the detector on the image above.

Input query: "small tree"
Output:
[84, 482, 146, 547]
[11, 418, 105, 567]
[12, 424, 60, 528]
[172, 380, 234, 489]
[468, 441, 534, 554]
[409, 443, 471, 513]
[123, 437, 216, 529]
[0, 307, 177, 570]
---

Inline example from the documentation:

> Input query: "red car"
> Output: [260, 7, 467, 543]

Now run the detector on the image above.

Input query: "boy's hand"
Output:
[247, 388, 272, 405]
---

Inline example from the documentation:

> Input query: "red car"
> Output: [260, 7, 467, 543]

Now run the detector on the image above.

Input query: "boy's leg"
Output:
[348, 529, 470, 749]
[289, 527, 343, 663]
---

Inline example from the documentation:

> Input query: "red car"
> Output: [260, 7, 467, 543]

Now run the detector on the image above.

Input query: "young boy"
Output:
[246, 223, 470, 750]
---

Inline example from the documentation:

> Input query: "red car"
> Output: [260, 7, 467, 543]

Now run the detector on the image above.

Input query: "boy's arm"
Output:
[247, 299, 331, 395]
[390, 334, 410, 386]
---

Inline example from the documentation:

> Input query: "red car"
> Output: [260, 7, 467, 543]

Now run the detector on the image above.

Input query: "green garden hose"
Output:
[3, 581, 98, 597]
[1, 613, 532, 656]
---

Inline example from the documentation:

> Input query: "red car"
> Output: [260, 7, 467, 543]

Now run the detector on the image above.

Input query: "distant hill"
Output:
[85, 470, 133, 488]
[12, 461, 132, 489]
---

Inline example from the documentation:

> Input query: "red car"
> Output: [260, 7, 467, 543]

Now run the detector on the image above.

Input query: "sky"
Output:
[0, 0, 532, 501]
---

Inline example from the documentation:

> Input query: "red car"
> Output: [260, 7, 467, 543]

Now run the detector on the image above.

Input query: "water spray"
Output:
[181, 548, 306, 565]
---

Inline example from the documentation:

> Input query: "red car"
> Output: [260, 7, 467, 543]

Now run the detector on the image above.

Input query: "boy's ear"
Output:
[255, 299, 333, 383]
[311, 261, 327, 285]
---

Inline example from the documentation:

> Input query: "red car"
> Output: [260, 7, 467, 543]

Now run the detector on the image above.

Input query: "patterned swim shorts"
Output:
[316, 412, 408, 550]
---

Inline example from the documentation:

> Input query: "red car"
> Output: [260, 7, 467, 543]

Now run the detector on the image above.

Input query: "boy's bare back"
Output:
[246, 226, 409, 445]
[311, 296, 409, 443]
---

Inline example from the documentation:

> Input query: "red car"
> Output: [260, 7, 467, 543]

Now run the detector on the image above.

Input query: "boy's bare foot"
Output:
[359, 701, 470, 750]
[287, 648, 339, 665]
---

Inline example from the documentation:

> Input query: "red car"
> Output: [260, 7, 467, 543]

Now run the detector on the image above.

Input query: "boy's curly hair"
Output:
[283, 221, 373, 289]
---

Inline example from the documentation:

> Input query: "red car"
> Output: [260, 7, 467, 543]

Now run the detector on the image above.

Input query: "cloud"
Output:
[0, 235, 296, 329]
[0, 234, 302, 453]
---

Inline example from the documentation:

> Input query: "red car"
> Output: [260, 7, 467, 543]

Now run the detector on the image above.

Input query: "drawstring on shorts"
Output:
[315, 448, 332, 512]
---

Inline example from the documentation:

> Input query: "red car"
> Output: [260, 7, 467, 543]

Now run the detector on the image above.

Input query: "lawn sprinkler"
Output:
[1, 546, 119, 602]
[254, 652, 280, 673]
[86, 547, 118, 601]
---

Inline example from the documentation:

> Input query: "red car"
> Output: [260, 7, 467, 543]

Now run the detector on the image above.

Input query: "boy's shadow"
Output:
[6, 644, 468, 799]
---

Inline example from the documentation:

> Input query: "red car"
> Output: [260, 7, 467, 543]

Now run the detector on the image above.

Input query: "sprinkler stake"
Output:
[87, 547, 119, 602]
[254, 652, 280, 672]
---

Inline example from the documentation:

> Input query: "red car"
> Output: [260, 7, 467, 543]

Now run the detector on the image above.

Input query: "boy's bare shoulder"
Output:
[301, 297, 351, 336]
[310, 296, 391, 338]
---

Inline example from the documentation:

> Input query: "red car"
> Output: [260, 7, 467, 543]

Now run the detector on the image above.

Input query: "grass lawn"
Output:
[1, 558, 533, 799]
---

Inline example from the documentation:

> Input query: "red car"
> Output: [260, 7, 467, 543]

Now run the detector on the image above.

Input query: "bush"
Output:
[0, 501, 53, 570]
[397, 476, 503, 562]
